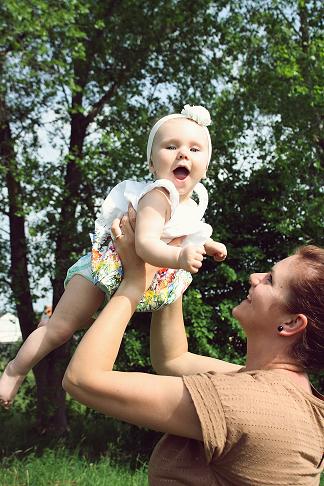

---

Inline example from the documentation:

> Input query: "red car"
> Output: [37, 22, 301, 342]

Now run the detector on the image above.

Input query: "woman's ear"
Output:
[280, 314, 308, 337]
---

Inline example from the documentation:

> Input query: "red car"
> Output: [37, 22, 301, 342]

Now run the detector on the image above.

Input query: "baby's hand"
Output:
[205, 241, 227, 262]
[178, 245, 205, 273]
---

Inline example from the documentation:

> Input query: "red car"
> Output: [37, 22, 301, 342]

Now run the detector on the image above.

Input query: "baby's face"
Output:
[150, 118, 209, 201]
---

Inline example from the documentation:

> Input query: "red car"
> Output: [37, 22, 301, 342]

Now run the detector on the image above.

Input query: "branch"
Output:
[298, 3, 310, 53]
[52, 63, 71, 109]
[0, 226, 10, 236]
[84, 81, 120, 125]
[273, 5, 301, 38]
[0, 33, 28, 58]
[72, 0, 120, 102]
[85, 40, 153, 126]
[0, 276, 12, 288]
[42, 114, 68, 126]
[85, 0, 119, 56]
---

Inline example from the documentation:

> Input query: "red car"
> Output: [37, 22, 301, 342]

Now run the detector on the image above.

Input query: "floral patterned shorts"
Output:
[92, 240, 192, 312]
[65, 240, 192, 312]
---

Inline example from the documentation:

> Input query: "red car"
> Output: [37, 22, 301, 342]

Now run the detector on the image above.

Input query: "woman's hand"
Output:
[111, 213, 158, 293]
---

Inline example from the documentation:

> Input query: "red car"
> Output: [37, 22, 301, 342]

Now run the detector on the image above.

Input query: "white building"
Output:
[0, 313, 22, 343]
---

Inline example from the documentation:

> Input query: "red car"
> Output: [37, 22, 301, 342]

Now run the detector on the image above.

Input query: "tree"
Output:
[1, 0, 322, 433]
[0, 0, 66, 431]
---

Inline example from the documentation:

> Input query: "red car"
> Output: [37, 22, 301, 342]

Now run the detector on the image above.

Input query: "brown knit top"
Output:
[148, 369, 324, 485]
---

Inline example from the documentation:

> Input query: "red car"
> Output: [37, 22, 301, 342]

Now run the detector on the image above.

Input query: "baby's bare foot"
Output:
[0, 398, 11, 409]
[0, 361, 26, 407]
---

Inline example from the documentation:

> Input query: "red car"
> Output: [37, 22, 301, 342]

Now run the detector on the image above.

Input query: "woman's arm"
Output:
[136, 190, 204, 273]
[150, 297, 242, 376]
[63, 216, 202, 441]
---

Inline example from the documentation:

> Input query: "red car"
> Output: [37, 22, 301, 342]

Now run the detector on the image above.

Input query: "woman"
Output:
[63, 215, 324, 485]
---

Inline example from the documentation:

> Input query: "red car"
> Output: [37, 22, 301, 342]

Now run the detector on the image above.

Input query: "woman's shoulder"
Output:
[184, 368, 324, 400]
[205, 368, 324, 408]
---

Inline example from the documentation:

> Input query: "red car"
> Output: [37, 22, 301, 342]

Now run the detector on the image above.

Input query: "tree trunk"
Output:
[1, 95, 69, 434]
[33, 343, 71, 435]
[52, 111, 87, 306]
[1, 99, 36, 340]
[39, 44, 121, 431]
[40, 104, 88, 434]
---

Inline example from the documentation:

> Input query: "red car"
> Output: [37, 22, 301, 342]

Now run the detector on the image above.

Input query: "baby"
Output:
[0, 104, 226, 407]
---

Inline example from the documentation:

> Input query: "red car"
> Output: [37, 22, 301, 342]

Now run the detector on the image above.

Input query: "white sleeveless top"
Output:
[93, 179, 212, 249]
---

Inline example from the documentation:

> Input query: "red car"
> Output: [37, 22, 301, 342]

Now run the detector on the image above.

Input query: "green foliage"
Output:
[120, 327, 151, 369]
[0, 342, 22, 363]
[183, 288, 245, 364]
[184, 289, 214, 354]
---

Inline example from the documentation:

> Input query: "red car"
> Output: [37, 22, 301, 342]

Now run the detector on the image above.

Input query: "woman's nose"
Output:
[249, 273, 267, 286]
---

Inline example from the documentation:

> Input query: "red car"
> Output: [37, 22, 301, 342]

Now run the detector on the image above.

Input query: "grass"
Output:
[1, 449, 148, 486]
[2, 448, 322, 486]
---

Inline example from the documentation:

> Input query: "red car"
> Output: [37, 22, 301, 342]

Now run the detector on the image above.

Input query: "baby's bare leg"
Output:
[0, 276, 104, 406]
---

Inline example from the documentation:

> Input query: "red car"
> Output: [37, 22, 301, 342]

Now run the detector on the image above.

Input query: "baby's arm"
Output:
[204, 238, 227, 262]
[135, 189, 204, 273]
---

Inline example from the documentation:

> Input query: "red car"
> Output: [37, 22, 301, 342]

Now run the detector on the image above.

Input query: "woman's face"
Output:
[232, 255, 298, 334]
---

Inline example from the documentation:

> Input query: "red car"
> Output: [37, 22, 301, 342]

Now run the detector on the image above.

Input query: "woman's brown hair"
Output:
[284, 245, 324, 371]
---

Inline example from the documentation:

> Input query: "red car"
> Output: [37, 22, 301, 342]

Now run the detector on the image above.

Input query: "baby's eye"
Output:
[166, 145, 176, 150]
[190, 147, 200, 152]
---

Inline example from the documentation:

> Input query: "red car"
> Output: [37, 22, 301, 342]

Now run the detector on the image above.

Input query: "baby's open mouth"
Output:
[173, 167, 189, 180]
